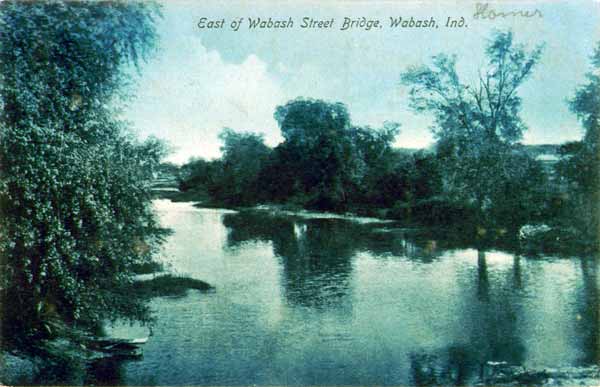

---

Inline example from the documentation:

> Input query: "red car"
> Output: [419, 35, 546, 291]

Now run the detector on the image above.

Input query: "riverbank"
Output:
[153, 188, 397, 224]
[154, 187, 466, 224]
[132, 274, 214, 298]
[250, 203, 396, 224]
[482, 363, 600, 386]
[0, 271, 215, 385]
[5, 349, 599, 387]
[154, 188, 597, 255]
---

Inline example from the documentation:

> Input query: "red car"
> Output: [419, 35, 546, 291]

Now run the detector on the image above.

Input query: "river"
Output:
[68, 199, 600, 384]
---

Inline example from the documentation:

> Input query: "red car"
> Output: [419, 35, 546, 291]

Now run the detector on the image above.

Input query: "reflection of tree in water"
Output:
[223, 212, 359, 311]
[223, 211, 449, 310]
[279, 218, 369, 311]
[224, 211, 446, 259]
[512, 254, 523, 290]
[477, 249, 489, 301]
[412, 251, 599, 384]
[28, 356, 130, 386]
[409, 249, 526, 385]
[577, 253, 599, 365]
[85, 358, 125, 386]
[364, 229, 443, 263]
[409, 345, 479, 386]
[223, 211, 293, 247]
[31, 359, 85, 385]
[465, 249, 525, 367]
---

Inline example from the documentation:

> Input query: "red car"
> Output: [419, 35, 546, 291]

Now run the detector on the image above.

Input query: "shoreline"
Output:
[4, 350, 600, 387]
[153, 188, 598, 256]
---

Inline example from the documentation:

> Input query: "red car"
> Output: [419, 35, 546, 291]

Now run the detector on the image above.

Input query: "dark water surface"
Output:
[96, 200, 598, 385]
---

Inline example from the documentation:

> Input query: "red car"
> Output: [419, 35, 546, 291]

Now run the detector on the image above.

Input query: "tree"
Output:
[179, 158, 218, 192]
[401, 31, 545, 223]
[209, 128, 272, 205]
[273, 98, 364, 210]
[0, 1, 164, 359]
[347, 122, 401, 205]
[556, 42, 600, 243]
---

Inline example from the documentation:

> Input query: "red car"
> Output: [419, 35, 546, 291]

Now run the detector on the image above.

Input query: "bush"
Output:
[0, 1, 164, 358]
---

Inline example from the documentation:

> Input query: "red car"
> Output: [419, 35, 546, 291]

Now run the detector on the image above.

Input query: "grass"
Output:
[133, 274, 214, 298]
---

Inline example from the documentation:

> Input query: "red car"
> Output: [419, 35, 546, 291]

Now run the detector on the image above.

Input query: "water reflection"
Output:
[221, 209, 595, 373]
[13, 357, 128, 386]
[464, 250, 526, 366]
[222, 211, 447, 312]
[477, 249, 489, 301]
[223, 212, 357, 311]
[85, 358, 125, 386]
[513, 255, 523, 290]
[222, 211, 531, 372]
[578, 254, 599, 364]
[11, 203, 600, 386]
[410, 345, 479, 386]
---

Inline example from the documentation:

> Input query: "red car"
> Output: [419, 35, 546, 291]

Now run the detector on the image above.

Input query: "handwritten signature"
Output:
[474, 2, 543, 20]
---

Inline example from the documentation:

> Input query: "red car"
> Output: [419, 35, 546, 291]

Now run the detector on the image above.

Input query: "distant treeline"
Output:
[174, 32, 599, 248]
[175, 102, 542, 228]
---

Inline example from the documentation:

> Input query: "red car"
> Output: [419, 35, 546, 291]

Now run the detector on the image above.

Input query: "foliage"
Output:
[179, 158, 220, 191]
[0, 0, 164, 358]
[179, 130, 272, 206]
[210, 128, 272, 205]
[272, 98, 371, 210]
[178, 32, 577, 240]
[401, 31, 547, 224]
[556, 41, 600, 243]
[402, 31, 543, 144]
[179, 106, 403, 212]
[347, 123, 402, 206]
[156, 162, 181, 179]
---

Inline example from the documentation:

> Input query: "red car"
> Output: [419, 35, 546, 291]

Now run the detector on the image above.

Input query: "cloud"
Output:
[125, 34, 286, 164]
[124, 0, 599, 163]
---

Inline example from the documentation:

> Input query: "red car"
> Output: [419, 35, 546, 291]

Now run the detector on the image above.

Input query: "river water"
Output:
[91, 199, 599, 385]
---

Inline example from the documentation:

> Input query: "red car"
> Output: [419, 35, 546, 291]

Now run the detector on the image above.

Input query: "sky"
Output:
[121, 0, 600, 164]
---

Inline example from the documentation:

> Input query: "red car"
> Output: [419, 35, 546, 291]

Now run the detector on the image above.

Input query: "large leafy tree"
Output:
[401, 31, 545, 222]
[0, 1, 165, 358]
[557, 42, 600, 243]
[273, 98, 365, 210]
[209, 128, 272, 205]
[346, 123, 401, 206]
